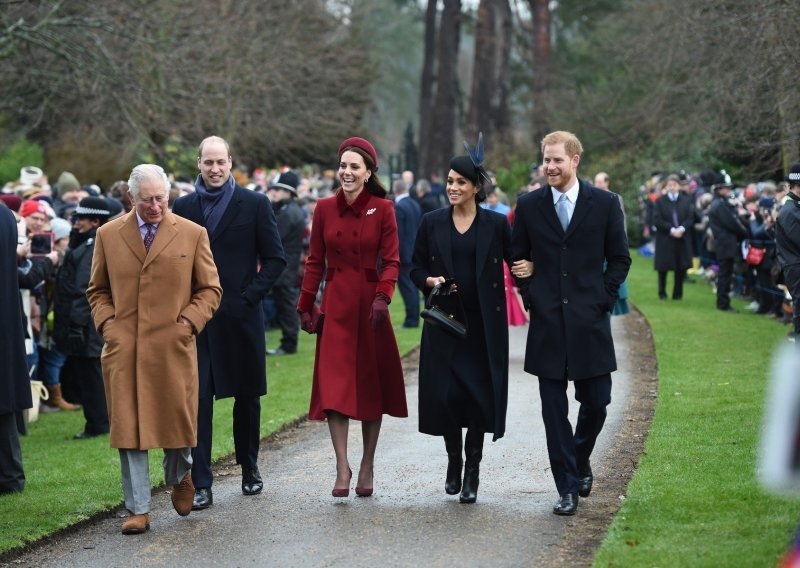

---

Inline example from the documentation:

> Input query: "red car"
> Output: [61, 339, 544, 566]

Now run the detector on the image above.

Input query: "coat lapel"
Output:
[142, 211, 178, 270]
[182, 192, 205, 225]
[565, 181, 593, 239]
[474, 207, 492, 279]
[119, 211, 147, 265]
[210, 186, 242, 242]
[540, 187, 563, 236]
[435, 208, 455, 279]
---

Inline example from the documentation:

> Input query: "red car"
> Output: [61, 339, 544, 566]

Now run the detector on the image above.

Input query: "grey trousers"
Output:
[0, 412, 25, 494]
[119, 448, 192, 514]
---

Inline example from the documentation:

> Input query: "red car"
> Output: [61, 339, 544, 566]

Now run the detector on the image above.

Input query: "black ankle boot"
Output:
[444, 432, 463, 495]
[460, 429, 483, 503]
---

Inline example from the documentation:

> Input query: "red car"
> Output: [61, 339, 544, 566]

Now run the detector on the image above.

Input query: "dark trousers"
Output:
[192, 394, 261, 489]
[0, 412, 24, 494]
[538, 374, 612, 496]
[717, 257, 734, 309]
[756, 267, 783, 315]
[785, 265, 800, 333]
[69, 356, 109, 435]
[658, 269, 686, 299]
[397, 263, 420, 326]
[271, 281, 300, 353]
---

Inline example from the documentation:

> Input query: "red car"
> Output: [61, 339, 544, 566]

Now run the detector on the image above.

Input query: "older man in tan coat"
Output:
[87, 164, 221, 535]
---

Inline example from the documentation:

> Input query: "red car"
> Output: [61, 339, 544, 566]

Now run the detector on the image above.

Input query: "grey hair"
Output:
[128, 164, 170, 198]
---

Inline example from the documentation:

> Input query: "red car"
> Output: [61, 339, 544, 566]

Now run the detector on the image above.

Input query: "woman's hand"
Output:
[511, 259, 534, 279]
[426, 276, 447, 288]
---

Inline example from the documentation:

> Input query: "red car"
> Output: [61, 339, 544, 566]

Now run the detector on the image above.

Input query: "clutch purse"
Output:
[420, 280, 468, 339]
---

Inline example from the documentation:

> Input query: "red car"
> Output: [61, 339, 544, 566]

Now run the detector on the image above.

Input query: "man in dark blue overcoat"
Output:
[393, 179, 422, 327]
[173, 136, 285, 509]
[0, 205, 32, 494]
[511, 130, 631, 516]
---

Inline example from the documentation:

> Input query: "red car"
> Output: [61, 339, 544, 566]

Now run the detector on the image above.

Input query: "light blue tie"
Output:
[556, 193, 570, 232]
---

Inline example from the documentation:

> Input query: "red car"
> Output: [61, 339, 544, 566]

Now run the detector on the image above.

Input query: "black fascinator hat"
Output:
[449, 132, 492, 203]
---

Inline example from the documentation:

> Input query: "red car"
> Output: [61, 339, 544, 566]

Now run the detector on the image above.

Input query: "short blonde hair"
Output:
[541, 131, 583, 158]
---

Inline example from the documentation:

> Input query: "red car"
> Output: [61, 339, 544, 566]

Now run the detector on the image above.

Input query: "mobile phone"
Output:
[29, 232, 54, 255]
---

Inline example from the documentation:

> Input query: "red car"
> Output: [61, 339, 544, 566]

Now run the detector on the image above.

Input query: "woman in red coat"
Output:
[297, 137, 408, 498]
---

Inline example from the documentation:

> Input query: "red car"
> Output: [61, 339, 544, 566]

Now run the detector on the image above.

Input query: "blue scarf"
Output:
[194, 175, 235, 236]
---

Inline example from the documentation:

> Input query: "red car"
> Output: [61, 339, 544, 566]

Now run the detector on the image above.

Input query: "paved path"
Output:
[13, 317, 634, 567]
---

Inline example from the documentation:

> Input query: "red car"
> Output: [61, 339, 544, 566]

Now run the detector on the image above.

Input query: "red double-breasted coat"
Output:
[298, 189, 408, 421]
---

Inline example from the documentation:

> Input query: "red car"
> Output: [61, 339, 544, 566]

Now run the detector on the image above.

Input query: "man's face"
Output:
[25, 212, 47, 232]
[266, 188, 290, 203]
[486, 192, 498, 206]
[62, 189, 87, 205]
[543, 143, 579, 191]
[198, 141, 232, 189]
[129, 178, 168, 224]
[594, 174, 609, 190]
[666, 180, 680, 194]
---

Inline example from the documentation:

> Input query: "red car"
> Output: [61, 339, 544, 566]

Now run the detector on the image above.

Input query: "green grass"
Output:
[0, 298, 421, 553]
[594, 255, 800, 567]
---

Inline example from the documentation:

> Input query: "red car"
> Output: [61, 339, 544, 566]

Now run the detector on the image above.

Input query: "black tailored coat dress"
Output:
[173, 184, 286, 398]
[0, 206, 31, 415]
[652, 192, 694, 271]
[510, 180, 631, 380]
[411, 206, 511, 441]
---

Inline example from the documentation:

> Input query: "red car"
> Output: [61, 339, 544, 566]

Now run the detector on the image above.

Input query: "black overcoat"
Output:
[0, 206, 32, 414]
[410, 206, 511, 440]
[53, 230, 104, 357]
[652, 192, 694, 271]
[511, 180, 631, 380]
[708, 196, 748, 260]
[173, 184, 286, 398]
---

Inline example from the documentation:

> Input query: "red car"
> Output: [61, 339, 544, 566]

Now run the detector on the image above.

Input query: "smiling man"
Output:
[173, 136, 285, 511]
[511, 130, 631, 516]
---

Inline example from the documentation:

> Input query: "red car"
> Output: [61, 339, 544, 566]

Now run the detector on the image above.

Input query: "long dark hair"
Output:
[340, 146, 388, 199]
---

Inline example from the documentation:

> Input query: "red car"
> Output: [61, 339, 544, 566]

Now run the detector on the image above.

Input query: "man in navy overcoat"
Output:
[393, 179, 422, 327]
[511, 131, 630, 515]
[173, 136, 285, 509]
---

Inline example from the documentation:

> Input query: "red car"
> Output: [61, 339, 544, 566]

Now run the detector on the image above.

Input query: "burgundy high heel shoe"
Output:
[332, 468, 352, 498]
[355, 467, 373, 497]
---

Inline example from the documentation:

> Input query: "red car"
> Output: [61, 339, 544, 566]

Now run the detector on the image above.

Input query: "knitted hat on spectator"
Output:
[75, 196, 111, 219]
[786, 163, 800, 185]
[338, 137, 378, 168]
[50, 217, 72, 241]
[0, 194, 22, 213]
[57, 171, 80, 194]
[269, 171, 300, 195]
[19, 166, 43, 186]
[20, 199, 48, 218]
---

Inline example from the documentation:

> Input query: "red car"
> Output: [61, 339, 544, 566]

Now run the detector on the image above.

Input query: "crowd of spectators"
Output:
[637, 169, 795, 337]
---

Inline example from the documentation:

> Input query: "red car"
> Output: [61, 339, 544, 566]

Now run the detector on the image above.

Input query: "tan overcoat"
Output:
[87, 210, 222, 450]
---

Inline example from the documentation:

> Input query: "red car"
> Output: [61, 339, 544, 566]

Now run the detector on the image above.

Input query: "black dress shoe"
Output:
[192, 487, 213, 510]
[578, 461, 593, 498]
[242, 466, 263, 495]
[718, 306, 738, 313]
[658, 293, 668, 300]
[553, 493, 579, 515]
[265, 348, 295, 356]
[73, 431, 104, 440]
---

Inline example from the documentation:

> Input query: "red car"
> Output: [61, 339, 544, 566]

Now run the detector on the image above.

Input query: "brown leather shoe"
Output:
[171, 472, 194, 516]
[121, 513, 150, 534]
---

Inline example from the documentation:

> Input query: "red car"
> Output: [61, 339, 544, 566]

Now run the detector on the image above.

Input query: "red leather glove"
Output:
[369, 292, 390, 330]
[298, 305, 324, 334]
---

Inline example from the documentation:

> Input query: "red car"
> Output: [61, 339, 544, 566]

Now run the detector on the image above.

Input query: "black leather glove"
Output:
[68, 326, 86, 354]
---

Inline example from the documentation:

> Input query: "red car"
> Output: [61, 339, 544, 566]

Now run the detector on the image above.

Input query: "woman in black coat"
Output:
[410, 145, 531, 503]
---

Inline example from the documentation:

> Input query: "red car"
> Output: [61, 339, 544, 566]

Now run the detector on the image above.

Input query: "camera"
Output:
[29, 232, 54, 255]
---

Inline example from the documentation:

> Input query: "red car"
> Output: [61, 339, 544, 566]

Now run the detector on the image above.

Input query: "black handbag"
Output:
[420, 280, 468, 338]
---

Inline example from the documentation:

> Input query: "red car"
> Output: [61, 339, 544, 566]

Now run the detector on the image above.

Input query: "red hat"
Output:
[20, 199, 47, 218]
[0, 194, 23, 213]
[338, 137, 378, 169]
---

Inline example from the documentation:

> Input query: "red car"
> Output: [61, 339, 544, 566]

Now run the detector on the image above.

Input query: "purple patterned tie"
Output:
[143, 223, 155, 252]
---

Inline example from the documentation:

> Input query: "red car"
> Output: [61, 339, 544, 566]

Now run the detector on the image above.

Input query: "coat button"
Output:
[496, 306, 501, 311]
[353, 231, 358, 236]
[561, 245, 567, 250]
[562, 271, 568, 277]
[337, 231, 342, 236]
[493, 257, 498, 263]
[493, 282, 498, 288]
[562, 298, 568, 304]
[336, 249, 342, 254]
[431, 255, 436, 261]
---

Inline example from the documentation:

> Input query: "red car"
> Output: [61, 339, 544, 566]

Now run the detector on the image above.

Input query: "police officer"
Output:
[708, 172, 748, 312]
[776, 163, 800, 340]
[53, 196, 112, 438]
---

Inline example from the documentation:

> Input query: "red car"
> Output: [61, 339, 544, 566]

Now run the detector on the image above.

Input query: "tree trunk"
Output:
[529, 0, 551, 151]
[418, 0, 438, 179]
[466, 0, 512, 144]
[428, 0, 461, 179]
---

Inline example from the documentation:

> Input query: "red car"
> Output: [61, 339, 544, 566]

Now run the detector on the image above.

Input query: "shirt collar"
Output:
[551, 178, 580, 204]
[135, 211, 159, 229]
[395, 193, 409, 203]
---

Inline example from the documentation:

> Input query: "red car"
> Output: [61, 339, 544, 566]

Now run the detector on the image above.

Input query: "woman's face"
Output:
[446, 169, 478, 206]
[338, 150, 369, 197]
